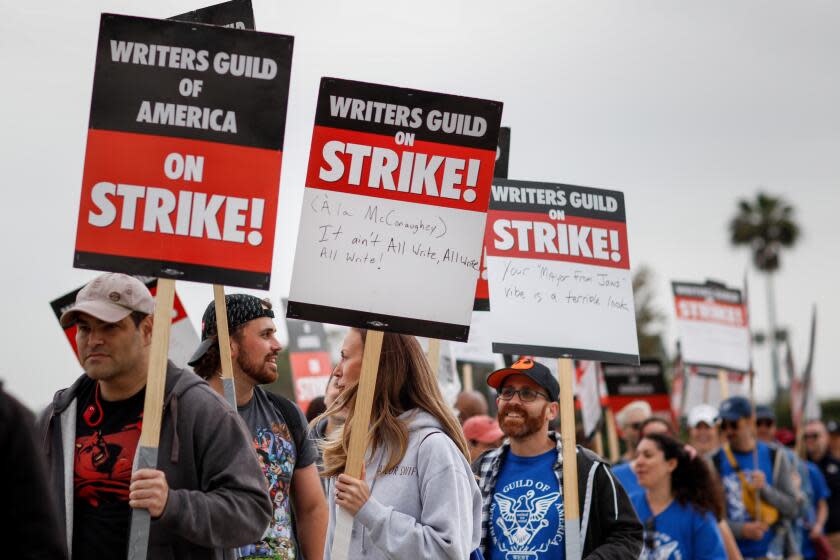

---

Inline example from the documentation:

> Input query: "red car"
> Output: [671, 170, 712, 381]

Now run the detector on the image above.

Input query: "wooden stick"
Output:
[331, 330, 384, 560]
[605, 408, 620, 463]
[213, 285, 236, 409]
[426, 338, 441, 377]
[717, 369, 730, 400]
[558, 358, 582, 560]
[593, 429, 605, 457]
[462, 363, 474, 392]
[128, 278, 175, 560]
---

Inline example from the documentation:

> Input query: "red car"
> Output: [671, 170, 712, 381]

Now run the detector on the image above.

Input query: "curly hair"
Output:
[191, 326, 245, 380]
[642, 432, 725, 520]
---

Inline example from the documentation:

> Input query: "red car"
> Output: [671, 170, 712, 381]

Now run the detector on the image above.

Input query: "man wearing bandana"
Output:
[190, 294, 327, 560]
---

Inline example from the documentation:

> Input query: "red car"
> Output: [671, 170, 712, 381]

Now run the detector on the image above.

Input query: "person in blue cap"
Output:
[710, 396, 800, 559]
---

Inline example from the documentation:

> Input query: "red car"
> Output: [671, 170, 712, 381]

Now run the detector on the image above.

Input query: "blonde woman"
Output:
[319, 328, 482, 559]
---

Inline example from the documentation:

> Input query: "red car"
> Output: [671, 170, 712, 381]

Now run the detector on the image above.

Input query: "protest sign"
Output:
[672, 281, 751, 372]
[603, 361, 672, 420]
[173, 0, 254, 29]
[486, 178, 639, 364]
[577, 360, 602, 439]
[451, 310, 500, 364]
[679, 365, 747, 413]
[286, 78, 503, 341]
[473, 126, 510, 311]
[50, 277, 199, 368]
[285, 315, 333, 412]
[73, 14, 293, 289]
[419, 337, 461, 405]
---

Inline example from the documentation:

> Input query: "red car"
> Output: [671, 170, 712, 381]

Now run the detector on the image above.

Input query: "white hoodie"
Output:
[324, 409, 482, 559]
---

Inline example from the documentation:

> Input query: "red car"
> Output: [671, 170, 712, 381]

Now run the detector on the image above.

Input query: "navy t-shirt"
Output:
[632, 494, 726, 560]
[490, 449, 564, 560]
[717, 443, 775, 558]
[801, 461, 831, 560]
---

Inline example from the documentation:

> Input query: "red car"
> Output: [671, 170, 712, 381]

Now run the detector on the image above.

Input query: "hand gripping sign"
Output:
[73, 14, 292, 290]
[287, 78, 503, 341]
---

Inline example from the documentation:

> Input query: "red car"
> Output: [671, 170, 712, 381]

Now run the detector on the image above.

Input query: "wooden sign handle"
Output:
[330, 329, 384, 560]
[426, 338, 441, 377]
[605, 407, 620, 463]
[718, 369, 730, 400]
[213, 284, 236, 409]
[558, 357, 582, 560]
[462, 363, 474, 392]
[128, 278, 175, 560]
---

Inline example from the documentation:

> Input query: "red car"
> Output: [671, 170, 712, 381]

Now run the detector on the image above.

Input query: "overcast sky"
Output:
[1, 0, 837, 411]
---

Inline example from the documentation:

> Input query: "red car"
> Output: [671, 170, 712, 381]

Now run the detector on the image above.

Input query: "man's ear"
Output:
[140, 314, 154, 345]
[547, 401, 560, 422]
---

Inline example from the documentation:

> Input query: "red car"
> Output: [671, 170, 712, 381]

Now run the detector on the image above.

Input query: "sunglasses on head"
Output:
[644, 517, 656, 551]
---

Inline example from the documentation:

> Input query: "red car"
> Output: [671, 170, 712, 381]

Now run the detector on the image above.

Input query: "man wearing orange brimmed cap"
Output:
[472, 357, 642, 559]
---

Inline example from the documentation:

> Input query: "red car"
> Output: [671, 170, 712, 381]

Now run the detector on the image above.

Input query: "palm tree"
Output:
[729, 192, 800, 399]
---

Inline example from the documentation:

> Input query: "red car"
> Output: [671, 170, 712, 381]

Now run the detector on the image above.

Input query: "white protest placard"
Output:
[681, 365, 747, 412]
[578, 360, 602, 439]
[486, 179, 639, 364]
[451, 311, 501, 365]
[287, 78, 503, 341]
[672, 281, 751, 372]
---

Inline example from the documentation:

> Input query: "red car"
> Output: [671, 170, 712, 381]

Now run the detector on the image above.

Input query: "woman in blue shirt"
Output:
[632, 433, 727, 560]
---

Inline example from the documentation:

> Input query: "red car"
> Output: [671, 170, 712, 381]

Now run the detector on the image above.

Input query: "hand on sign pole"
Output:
[130, 468, 170, 518]
[750, 470, 767, 490]
[335, 464, 370, 515]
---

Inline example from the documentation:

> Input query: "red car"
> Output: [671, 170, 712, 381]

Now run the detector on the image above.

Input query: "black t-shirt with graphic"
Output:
[72, 382, 145, 560]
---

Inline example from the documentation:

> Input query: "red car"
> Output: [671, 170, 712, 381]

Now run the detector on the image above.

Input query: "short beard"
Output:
[236, 352, 277, 385]
[499, 402, 547, 439]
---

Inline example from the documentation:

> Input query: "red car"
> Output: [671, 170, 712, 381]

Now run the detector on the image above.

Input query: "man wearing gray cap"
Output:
[189, 294, 327, 560]
[40, 273, 271, 559]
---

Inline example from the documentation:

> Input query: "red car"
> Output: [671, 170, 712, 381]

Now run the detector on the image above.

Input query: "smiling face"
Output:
[231, 316, 282, 385]
[634, 437, 677, 490]
[689, 422, 719, 455]
[75, 313, 151, 382]
[496, 374, 557, 440]
[332, 330, 364, 392]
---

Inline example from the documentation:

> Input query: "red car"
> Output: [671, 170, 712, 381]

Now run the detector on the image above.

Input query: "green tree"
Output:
[633, 265, 667, 360]
[729, 192, 800, 399]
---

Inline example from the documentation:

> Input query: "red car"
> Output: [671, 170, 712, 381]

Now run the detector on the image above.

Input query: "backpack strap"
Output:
[264, 390, 307, 457]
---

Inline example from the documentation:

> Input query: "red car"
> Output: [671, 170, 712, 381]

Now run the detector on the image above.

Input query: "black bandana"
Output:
[200, 294, 275, 340]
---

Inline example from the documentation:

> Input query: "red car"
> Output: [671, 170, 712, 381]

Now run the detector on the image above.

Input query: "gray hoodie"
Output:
[324, 409, 481, 559]
[40, 362, 272, 560]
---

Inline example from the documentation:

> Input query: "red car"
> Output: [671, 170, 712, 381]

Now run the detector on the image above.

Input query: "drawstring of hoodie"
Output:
[169, 394, 180, 464]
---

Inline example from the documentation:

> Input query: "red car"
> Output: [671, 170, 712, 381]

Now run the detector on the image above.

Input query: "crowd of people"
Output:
[4, 271, 839, 560]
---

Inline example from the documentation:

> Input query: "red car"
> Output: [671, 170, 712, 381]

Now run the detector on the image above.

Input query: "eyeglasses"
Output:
[644, 517, 656, 552]
[627, 422, 643, 431]
[720, 420, 739, 431]
[498, 387, 549, 402]
[756, 419, 774, 428]
[804, 433, 820, 440]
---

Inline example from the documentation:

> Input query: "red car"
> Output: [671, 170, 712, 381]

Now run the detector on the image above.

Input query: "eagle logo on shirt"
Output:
[493, 489, 563, 555]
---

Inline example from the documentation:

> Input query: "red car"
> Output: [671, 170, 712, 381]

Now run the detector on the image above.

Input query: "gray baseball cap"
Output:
[59, 273, 154, 327]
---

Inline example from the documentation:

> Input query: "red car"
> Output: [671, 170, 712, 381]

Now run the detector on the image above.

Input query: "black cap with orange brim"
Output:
[486, 357, 560, 401]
